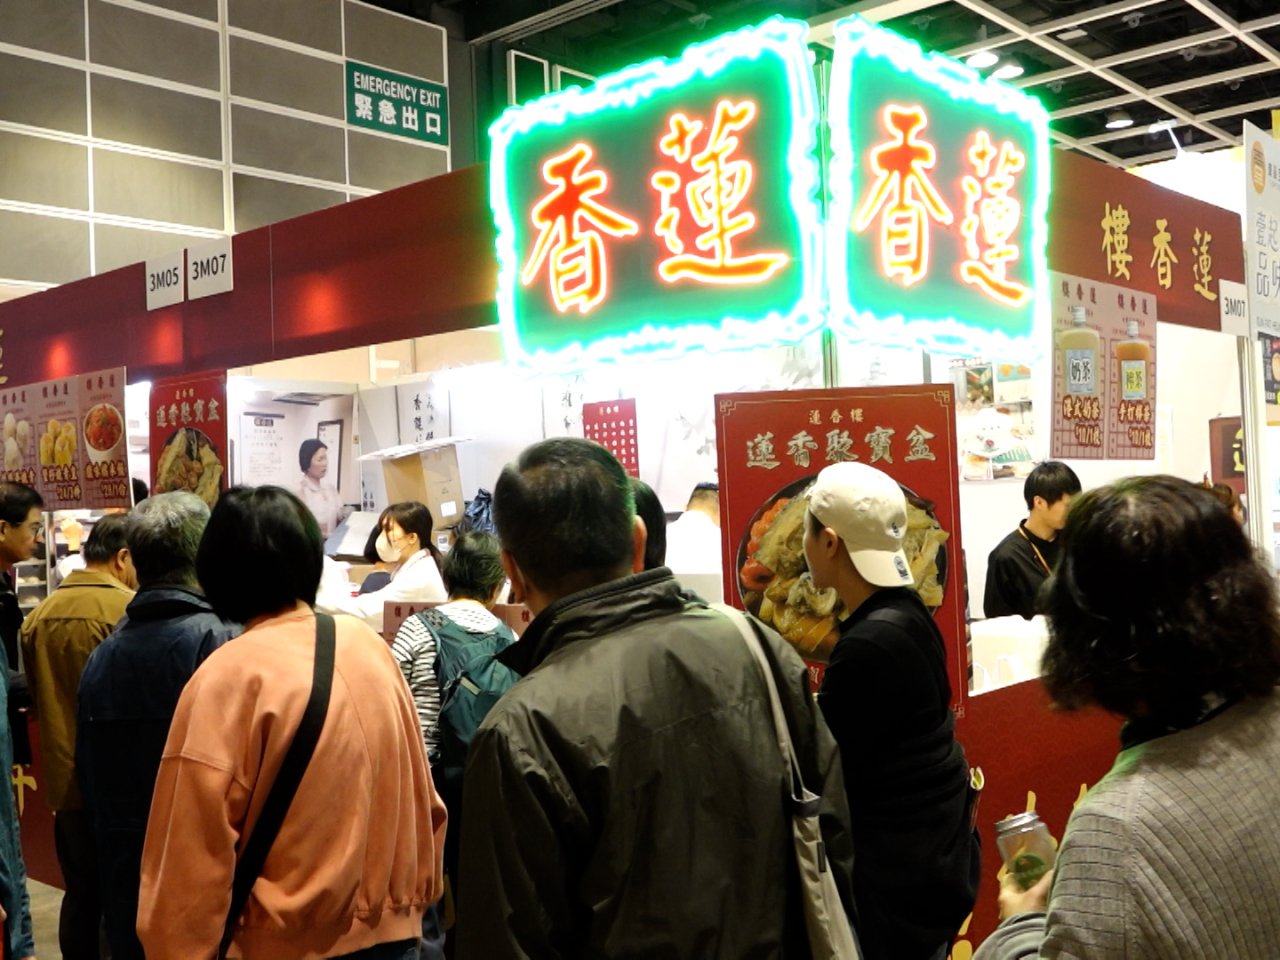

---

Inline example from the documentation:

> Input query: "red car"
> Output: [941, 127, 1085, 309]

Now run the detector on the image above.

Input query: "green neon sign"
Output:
[827, 17, 1051, 361]
[489, 17, 824, 369]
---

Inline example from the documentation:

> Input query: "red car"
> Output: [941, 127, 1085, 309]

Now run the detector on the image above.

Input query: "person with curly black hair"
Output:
[974, 474, 1280, 960]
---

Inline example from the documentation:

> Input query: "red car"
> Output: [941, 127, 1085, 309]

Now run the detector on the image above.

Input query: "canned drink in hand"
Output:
[995, 811, 1056, 890]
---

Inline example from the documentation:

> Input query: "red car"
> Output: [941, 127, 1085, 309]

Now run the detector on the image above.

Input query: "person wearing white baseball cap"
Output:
[804, 461, 979, 960]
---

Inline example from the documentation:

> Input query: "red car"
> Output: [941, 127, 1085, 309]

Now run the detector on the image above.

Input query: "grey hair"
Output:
[125, 491, 210, 588]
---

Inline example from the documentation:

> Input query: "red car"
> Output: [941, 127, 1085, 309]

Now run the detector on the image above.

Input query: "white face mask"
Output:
[375, 531, 401, 564]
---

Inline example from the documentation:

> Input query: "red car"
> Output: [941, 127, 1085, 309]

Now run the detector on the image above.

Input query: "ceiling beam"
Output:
[1016, 27, 1232, 90]
[470, 0, 625, 45]
[807, 0, 946, 45]
[945, 0, 1165, 57]
[951, 0, 1240, 150]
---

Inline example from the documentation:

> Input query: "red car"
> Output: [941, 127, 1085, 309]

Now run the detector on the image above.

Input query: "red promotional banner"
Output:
[33, 376, 84, 511]
[582, 399, 639, 477]
[715, 385, 966, 710]
[1051, 272, 1157, 461]
[0, 386, 37, 491]
[79, 369, 130, 509]
[150, 372, 227, 507]
[1048, 149, 1242, 332]
[1208, 416, 1245, 496]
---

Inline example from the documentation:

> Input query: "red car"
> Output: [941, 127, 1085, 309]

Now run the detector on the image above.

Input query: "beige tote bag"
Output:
[719, 606, 863, 960]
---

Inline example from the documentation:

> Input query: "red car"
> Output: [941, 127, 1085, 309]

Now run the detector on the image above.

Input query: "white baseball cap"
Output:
[807, 462, 914, 589]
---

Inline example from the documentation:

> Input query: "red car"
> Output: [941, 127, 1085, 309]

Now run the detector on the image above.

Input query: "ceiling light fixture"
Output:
[1056, 27, 1088, 42]
[1105, 108, 1134, 130]
[965, 24, 999, 70]
[991, 56, 1024, 81]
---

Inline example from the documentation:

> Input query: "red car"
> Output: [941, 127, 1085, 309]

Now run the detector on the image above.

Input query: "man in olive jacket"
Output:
[456, 438, 856, 958]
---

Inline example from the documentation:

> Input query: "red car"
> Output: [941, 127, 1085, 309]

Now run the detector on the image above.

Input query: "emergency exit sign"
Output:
[346, 61, 449, 147]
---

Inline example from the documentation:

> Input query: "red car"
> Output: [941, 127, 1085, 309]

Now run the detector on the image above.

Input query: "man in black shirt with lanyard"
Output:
[983, 461, 1081, 619]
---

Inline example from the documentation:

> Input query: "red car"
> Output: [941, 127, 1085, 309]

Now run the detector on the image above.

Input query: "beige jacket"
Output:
[20, 568, 133, 810]
[138, 605, 446, 960]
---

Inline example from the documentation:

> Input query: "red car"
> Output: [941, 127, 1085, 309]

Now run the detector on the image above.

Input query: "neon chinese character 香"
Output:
[853, 105, 953, 287]
[1100, 202, 1132, 281]
[522, 143, 639, 315]
[649, 100, 787, 285]
[959, 131, 1030, 307]
[1150, 218, 1178, 290]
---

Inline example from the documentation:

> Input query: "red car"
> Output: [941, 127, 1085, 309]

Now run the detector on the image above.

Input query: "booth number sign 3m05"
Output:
[145, 237, 234, 311]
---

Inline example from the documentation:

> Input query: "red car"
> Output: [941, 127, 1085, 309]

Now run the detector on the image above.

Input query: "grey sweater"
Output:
[975, 690, 1280, 959]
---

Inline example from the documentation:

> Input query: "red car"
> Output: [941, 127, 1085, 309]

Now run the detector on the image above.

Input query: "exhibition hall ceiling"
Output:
[371, 0, 1280, 168]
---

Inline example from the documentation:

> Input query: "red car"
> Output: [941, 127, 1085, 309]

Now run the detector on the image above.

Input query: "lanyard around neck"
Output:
[1016, 525, 1053, 577]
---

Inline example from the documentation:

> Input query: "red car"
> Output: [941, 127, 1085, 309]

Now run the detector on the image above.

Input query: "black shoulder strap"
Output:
[219, 612, 336, 959]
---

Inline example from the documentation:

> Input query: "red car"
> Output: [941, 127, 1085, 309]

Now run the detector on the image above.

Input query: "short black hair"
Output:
[442, 530, 506, 602]
[298, 438, 327, 473]
[631, 478, 667, 571]
[384, 501, 443, 572]
[494, 438, 635, 597]
[687, 481, 719, 510]
[0, 481, 42, 525]
[197, 485, 323, 624]
[1042, 475, 1280, 727]
[132, 477, 149, 505]
[1024, 461, 1081, 511]
[82, 513, 130, 565]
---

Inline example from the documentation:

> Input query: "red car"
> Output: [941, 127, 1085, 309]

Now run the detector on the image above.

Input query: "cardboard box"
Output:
[360, 437, 468, 531]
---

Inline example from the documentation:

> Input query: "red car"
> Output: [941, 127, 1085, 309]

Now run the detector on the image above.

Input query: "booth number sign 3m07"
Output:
[145, 237, 234, 311]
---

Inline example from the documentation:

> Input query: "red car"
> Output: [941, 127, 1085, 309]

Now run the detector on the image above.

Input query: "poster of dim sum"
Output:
[150, 372, 227, 507]
[715, 385, 967, 711]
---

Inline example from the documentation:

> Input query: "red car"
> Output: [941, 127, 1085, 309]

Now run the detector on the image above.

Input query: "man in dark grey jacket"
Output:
[77, 492, 239, 960]
[456, 438, 856, 958]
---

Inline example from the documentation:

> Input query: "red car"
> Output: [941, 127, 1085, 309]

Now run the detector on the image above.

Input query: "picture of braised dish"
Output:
[738, 474, 950, 662]
[84, 403, 123, 456]
[154, 427, 223, 506]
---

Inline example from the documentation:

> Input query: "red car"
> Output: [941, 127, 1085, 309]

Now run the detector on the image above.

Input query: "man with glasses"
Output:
[0, 480, 42, 960]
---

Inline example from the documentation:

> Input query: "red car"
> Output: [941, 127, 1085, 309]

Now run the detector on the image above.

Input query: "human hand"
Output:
[997, 868, 1052, 920]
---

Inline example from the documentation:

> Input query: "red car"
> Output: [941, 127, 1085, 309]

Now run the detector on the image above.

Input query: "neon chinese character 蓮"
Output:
[959, 131, 1030, 307]
[853, 105, 953, 287]
[904, 425, 936, 462]
[649, 100, 787, 286]
[1151, 218, 1178, 290]
[1192, 227, 1216, 302]
[865, 426, 895, 464]
[522, 143, 639, 315]
[1100, 202, 1132, 281]
[746, 432, 780, 470]
[787, 430, 818, 467]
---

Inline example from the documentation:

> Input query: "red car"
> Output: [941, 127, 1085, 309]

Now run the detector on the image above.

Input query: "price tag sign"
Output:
[186, 237, 234, 301]
[145, 250, 184, 310]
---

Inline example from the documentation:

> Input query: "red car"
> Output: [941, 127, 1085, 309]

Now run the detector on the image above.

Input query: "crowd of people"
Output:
[0, 441, 1275, 959]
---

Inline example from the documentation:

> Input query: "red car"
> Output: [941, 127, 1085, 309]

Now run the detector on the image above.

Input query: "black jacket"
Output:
[457, 568, 856, 958]
[983, 522, 1058, 619]
[76, 586, 239, 960]
[818, 588, 979, 960]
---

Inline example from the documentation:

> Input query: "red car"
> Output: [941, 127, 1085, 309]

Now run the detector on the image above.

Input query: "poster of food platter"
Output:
[149, 372, 227, 507]
[715, 385, 967, 712]
[0, 367, 131, 511]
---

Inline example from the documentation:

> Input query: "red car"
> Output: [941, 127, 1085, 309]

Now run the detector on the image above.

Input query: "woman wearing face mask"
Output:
[316, 501, 447, 634]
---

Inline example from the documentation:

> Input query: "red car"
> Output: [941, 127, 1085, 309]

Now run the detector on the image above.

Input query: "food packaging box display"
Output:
[383, 601, 532, 643]
[359, 437, 469, 531]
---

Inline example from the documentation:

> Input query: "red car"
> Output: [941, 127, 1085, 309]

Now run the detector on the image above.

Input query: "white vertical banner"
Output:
[1244, 121, 1280, 339]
